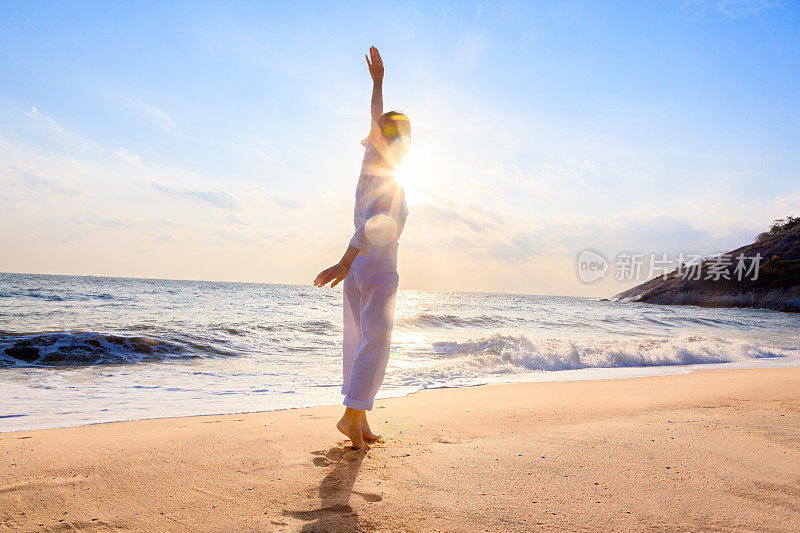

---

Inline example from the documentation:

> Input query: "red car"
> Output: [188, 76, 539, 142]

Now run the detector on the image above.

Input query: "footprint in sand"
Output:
[311, 448, 346, 462]
[313, 457, 332, 467]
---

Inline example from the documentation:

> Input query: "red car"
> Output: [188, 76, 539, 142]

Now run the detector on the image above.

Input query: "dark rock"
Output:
[5, 345, 40, 363]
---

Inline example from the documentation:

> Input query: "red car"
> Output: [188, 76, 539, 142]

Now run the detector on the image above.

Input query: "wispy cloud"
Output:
[153, 217, 182, 228]
[150, 181, 238, 210]
[268, 193, 305, 209]
[125, 98, 174, 131]
[241, 185, 305, 209]
[10, 163, 81, 196]
[484, 214, 727, 264]
[115, 148, 142, 165]
[258, 231, 297, 242]
[86, 215, 129, 229]
[214, 231, 261, 246]
[407, 208, 750, 268]
[227, 213, 247, 225]
[25, 106, 89, 153]
[230, 142, 271, 161]
[682, 0, 786, 19]
[153, 234, 181, 244]
[414, 202, 499, 233]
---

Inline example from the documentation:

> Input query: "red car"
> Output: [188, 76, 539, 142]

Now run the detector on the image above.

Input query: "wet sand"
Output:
[2, 367, 799, 531]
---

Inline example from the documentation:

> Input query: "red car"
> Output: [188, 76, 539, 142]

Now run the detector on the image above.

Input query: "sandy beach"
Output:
[2, 367, 799, 532]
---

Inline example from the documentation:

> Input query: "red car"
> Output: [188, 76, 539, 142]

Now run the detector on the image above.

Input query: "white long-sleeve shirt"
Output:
[348, 141, 408, 272]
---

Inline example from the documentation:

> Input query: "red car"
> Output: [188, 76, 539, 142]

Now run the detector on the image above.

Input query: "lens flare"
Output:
[393, 149, 428, 205]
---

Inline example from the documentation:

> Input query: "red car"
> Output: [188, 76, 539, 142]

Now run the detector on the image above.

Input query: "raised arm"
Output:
[313, 47, 388, 289]
[366, 46, 384, 122]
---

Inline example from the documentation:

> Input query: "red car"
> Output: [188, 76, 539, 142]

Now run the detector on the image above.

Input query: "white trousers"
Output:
[341, 267, 399, 410]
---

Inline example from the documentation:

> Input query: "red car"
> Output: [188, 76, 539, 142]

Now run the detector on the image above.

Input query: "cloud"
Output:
[153, 235, 181, 244]
[214, 231, 261, 246]
[241, 186, 305, 209]
[268, 193, 305, 209]
[413, 202, 499, 233]
[25, 106, 89, 153]
[115, 148, 142, 165]
[258, 231, 297, 242]
[682, 0, 786, 19]
[86, 215, 129, 229]
[152, 217, 182, 228]
[125, 98, 174, 131]
[483, 214, 727, 264]
[26, 106, 43, 121]
[409, 209, 746, 266]
[227, 213, 247, 225]
[230, 142, 271, 161]
[150, 181, 238, 210]
[10, 164, 81, 196]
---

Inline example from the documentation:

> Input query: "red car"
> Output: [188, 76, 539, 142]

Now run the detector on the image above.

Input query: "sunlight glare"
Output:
[394, 149, 429, 205]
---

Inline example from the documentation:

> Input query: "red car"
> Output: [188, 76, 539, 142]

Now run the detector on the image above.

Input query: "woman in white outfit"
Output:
[314, 46, 410, 450]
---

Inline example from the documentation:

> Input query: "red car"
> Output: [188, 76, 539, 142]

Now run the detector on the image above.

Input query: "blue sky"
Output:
[1, 0, 799, 295]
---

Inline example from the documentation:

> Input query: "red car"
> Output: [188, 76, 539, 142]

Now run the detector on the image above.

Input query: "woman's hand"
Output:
[366, 46, 384, 82]
[313, 261, 349, 288]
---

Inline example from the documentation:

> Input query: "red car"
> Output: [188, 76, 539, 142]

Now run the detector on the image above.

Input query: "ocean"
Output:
[1, 272, 799, 432]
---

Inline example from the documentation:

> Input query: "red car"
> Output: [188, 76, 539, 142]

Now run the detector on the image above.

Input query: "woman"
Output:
[314, 46, 410, 450]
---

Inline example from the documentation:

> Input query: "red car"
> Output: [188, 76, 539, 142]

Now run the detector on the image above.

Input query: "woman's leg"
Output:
[343, 270, 399, 411]
[339, 273, 370, 449]
[341, 271, 360, 398]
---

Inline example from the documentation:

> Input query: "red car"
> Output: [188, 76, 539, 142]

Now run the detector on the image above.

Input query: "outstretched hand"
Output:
[314, 262, 349, 288]
[366, 46, 384, 82]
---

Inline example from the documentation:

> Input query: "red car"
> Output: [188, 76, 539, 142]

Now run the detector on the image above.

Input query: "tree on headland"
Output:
[758, 216, 800, 242]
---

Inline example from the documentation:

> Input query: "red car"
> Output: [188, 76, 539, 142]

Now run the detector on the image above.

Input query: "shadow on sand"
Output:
[282, 444, 382, 531]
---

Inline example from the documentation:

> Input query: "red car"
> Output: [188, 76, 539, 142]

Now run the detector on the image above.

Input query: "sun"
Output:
[394, 149, 429, 205]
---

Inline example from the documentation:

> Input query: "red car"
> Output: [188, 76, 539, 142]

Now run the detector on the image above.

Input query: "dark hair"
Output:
[377, 111, 410, 143]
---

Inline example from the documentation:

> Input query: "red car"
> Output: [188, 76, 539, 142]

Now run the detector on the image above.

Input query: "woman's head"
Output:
[376, 111, 411, 165]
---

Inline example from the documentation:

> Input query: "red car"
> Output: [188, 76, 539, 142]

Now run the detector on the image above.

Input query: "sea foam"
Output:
[391, 334, 797, 384]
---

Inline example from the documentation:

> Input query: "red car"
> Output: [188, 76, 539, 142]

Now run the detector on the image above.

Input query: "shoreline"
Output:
[3, 366, 799, 531]
[4, 357, 800, 434]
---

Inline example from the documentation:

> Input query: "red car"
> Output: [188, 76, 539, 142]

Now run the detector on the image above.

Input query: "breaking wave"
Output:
[405, 334, 796, 377]
[0, 331, 233, 367]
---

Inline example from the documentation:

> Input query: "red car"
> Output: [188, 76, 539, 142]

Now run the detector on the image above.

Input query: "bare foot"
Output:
[337, 409, 369, 450]
[361, 412, 381, 442]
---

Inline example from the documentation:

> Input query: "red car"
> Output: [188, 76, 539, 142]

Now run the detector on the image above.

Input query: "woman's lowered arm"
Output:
[313, 246, 360, 288]
[314, 185, 403, 289]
